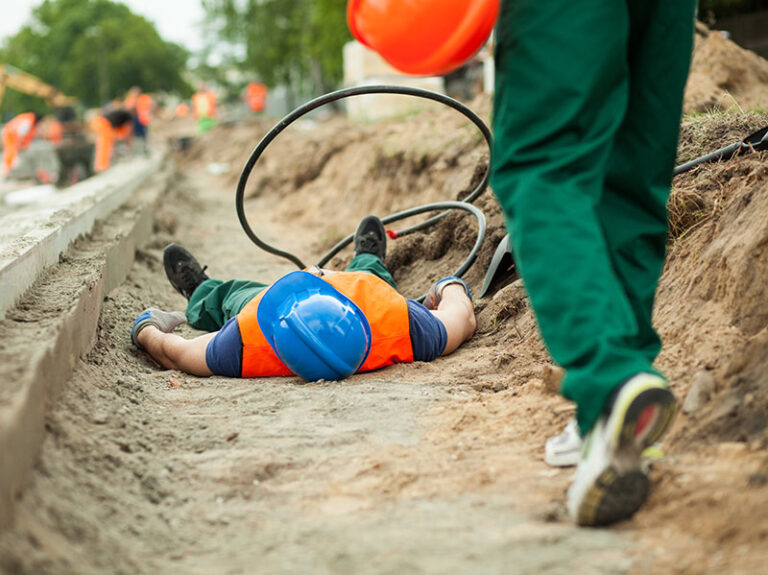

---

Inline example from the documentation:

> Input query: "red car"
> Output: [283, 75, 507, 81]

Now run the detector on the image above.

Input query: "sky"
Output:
[0, 0, 208, 52]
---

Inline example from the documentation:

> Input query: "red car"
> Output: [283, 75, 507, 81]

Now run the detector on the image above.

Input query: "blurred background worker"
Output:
[245, 81, 268, 113]
[1, 112, 42, 177]
[175, 102, 190, 119]
[90, 107, 134, 173]
[192, 86, 217, 134]
[43, 116, 64, 147]
[125, 87, 153, 155]
[348, 0, 697, 527]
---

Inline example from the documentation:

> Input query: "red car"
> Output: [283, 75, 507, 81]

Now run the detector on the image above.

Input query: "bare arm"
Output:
[136, 326, 215, 376]
[429, 283, 476, 355]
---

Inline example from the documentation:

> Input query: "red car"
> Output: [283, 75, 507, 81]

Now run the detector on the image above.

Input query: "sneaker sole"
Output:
[577, 383, 677, 526]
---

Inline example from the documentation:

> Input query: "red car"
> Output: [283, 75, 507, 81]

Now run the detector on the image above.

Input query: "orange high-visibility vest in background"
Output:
[236, 271, 414, 378]
[90, 116, 114, 173]
[47, 119, 63, 146]
[192, 90, 217, 119]
[246, 82, 268, 112]
[1, 112, 37, 176]
[136, 94, 152, 126]
[91, 111, 133, 173]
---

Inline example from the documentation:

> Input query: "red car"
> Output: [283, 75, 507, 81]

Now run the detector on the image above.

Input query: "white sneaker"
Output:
[567, 373, 677, 526]
[545, 418, 582, 467]
[545, 417, 665, 469]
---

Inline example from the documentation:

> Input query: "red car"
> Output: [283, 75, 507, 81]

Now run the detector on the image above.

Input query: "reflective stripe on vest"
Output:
[237, 271, 414, 378]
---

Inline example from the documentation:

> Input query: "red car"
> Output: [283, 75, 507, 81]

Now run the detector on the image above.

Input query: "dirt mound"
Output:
[659, 112, 768, 448]
[685, 22, 768, 113]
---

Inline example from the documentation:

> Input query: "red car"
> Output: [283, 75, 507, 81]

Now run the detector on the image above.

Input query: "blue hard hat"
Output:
[257, 271, 372, 381]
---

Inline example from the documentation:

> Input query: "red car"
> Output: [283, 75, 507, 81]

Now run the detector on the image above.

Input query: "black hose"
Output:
[235, 85, 492, 274]
[320, 200, 486, 302]
[674, 125, 768, 176]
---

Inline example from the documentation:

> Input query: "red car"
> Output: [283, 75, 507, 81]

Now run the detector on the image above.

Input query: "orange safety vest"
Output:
[246, 82, 268, 112]
[3, 112, 37, 148]
[47, 119, 63, 146]
[237, 271, 414, 378]
[192, 90, 217, 119]
[136, 94, 152, 126]
[2, 112, 37, 176]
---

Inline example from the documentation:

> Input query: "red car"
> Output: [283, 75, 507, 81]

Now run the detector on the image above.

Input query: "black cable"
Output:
[235, 85, 492, 274]
[320, 201, 486, 302]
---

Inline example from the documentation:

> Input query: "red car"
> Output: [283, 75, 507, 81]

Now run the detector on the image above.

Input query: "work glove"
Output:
[131, 307, 187, 350]
[423, 276, 472, 310]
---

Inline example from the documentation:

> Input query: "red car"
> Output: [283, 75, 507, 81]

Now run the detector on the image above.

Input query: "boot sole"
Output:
[576, 386, 677, 526]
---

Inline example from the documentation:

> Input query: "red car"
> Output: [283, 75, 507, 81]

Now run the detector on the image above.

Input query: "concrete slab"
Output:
[0, 165, 165, 529]
[0, 154, 162, 321]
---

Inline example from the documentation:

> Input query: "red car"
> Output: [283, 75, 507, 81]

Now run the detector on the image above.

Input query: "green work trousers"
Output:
[186, 253, 396, 332]
[491, 0, 696, 433]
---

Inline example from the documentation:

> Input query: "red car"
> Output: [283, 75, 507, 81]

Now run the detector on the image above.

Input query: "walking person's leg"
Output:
[596, 0, 696, 366]
[493, 0, 641, 436]
[492, 0, 695, 525]
[562, 1, 696, 526]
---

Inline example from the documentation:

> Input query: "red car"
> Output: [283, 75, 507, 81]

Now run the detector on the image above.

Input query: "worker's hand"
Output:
[423, 276, 472, 310]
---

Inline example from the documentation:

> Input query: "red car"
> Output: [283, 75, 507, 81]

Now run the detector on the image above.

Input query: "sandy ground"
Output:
[0, 164, 632, 575]
[2, 26, 768, 575]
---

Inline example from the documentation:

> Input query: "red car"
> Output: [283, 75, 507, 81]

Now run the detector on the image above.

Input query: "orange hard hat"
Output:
[347, 0, 498, 76]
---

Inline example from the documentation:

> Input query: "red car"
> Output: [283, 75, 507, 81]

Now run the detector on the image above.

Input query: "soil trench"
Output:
[0, 166, 628, 575]
[1, 91, 768, 573]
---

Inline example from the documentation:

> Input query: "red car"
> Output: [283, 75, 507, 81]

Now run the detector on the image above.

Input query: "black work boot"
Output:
[353, 215, 387, 261]
[163, 243, 209, 300]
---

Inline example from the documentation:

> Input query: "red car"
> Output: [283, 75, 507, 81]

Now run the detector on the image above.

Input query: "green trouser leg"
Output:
[185, 253, 396, 332]
[344, 253, 396, 289]
[186, 279, 269, 332]
[491, 0, 695, 434]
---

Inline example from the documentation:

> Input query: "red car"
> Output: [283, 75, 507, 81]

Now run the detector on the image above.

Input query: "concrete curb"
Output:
[0, 154, 162, 321]
[0, 159, 164, 529]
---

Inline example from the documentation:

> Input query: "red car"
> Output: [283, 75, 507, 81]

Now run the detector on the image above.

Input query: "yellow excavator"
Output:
[0, 63, 77, 108]
[0, 63, 93, 183]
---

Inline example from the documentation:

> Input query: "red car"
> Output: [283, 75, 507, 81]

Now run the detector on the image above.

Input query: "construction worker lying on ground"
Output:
[90, 108, 134, 173]
[130, 216, 476, 380]
[1, 112, 42, 177]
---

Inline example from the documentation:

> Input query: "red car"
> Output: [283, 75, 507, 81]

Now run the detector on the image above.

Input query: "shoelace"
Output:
[179, 263, 208, 295]
[358, 233, 383, 253]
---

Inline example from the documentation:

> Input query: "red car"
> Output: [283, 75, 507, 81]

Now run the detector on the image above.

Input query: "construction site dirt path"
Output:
[2, 95, 768, 573]
[0, 162, 636, 575]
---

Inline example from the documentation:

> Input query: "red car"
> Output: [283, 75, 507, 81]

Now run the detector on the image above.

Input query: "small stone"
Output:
[682, 370, 716, 414]
[747, 471, 767, 487]
[92, 411, 109, 425]
[492, 380, 507, 392]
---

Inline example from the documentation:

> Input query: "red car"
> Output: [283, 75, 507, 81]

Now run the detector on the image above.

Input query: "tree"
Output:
[0, 0, 192, 113]
[202, 0, 350, 99]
